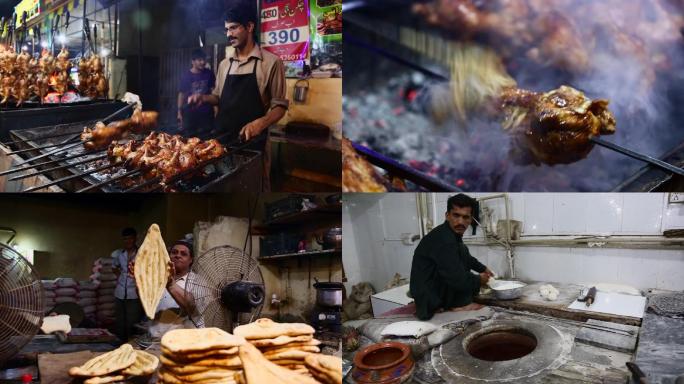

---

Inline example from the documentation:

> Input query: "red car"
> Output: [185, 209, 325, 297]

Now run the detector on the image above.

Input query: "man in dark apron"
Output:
[188, 4, 288, 191]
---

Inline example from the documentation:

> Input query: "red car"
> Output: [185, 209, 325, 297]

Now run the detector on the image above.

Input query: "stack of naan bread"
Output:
[156, 323, 343, 384]
[234, 318, 342, 384]
[68, 344, 158, 384]
[234, 318, 319, 375]
[158, 327, 246, 384]
[305, 354, 343, 384]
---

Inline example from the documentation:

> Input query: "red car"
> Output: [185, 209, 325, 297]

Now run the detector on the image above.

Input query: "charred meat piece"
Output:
[81, 110, 159, 150]
[107, 132, 226, 183]
[82, 121, 130, 151]
[342, 138, 388, 192]
[501, 85, 616, 164]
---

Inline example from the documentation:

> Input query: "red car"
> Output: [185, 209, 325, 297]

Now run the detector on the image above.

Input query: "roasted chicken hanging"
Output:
[81, 110, 159, 151]
[0, 46, 109, 106]
[78, 54, 108, 99]
[107, 132, 226, 183]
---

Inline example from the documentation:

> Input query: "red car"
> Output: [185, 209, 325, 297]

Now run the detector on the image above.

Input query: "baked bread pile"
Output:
[68, 344, 158, 384]
[158, 327, 246, 384]
[234, 318, 342, 383]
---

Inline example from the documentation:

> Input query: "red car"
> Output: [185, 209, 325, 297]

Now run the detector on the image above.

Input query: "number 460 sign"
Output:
[260, 0, 310, 62]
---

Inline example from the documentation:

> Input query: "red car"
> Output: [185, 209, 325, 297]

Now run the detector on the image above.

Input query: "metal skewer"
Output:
[12, 139, 88, 167]
[76, 168, 142, 193]
[352, 141, 462, 191]
[590, 137, 684, 177]
[9, 154, 108, 181]
[10, 104, 135, 167]
[0, 150, 106, 177]
[6, 137, 81, 155]
[1, 130, 85, 147]
[22, 163, 118, 192]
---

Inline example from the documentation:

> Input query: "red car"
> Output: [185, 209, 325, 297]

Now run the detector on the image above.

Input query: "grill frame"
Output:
[2, 121, 264, 193]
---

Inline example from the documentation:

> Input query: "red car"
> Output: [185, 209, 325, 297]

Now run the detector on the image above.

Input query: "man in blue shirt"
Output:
[111, 227, 142, 340]
[177, 49, 216, 135]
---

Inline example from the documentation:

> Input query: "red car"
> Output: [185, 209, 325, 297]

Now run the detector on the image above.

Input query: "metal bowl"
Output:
[489, 280, 527, 300]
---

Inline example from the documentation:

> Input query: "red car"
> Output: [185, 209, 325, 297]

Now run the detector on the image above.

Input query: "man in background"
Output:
[111, 227, 143, 340]
[177, 49, 216, 134]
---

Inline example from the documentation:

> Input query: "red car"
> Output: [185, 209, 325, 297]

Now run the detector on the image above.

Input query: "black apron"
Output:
[215, 59, 266, 151]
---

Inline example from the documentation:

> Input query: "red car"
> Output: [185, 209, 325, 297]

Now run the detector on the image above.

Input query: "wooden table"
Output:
[475, 281, 642, 326]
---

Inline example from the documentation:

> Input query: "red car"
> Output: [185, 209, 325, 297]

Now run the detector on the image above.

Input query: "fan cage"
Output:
[0, 243, 44, 364]
[185, 245, 265, 331]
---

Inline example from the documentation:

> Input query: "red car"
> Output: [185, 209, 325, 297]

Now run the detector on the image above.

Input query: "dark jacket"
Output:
[409, 221, 486, 320]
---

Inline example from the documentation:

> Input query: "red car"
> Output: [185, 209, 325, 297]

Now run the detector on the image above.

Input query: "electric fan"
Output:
[0, 243, 44, 364]
[185, 245, 265, 332]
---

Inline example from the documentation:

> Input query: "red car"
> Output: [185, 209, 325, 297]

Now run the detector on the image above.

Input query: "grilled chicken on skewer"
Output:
[81, 110, 159, 150]
[500, 85, 616, 165]
[107, 132, 226, 184]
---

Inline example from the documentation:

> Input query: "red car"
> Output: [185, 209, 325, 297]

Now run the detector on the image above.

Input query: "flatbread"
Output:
[238, 342, 320, 384]
[263, 349, 313, 361]
[158, 368, 237, 384]
[234, 318, 315, 340]
[261, 339, 321, 352]
[160, 353, 243, 368]
[305, 354, 342, 384]
[68, 344, 136, 377]
[135, 223, 171, 319]
[161, 327, 246, 353]
[122, 350, 159, 376]
[171, 368, 237, 382]
[250, 335, 313, 348]
[161, 346, 238, 360]
[163, 363, 230, 376]
[269, 359, 313, 366]
[263, 346, 320, 356]
[83, 375, 126, 384]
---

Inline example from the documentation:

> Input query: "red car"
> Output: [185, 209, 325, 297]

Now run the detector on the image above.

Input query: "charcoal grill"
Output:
[0, 113, 263, 193]
[0, 100, 127, 141]
[343, 2, 684, 191]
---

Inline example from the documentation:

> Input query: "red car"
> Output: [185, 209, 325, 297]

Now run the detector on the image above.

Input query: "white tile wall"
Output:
[553, 194, 589, 233]
[621, 193, 664, 234]
[523, 194, 554, 235]
[345, 193, 684, 292]
[662, 199, 684, 231]
[573, 248, 621, 285]
[379, 193, 420, 238]
[656, 250, 684, 291]
[616, 249, 661, 291]
[514, 247, 577, 284]
[586, 194, 623, 234]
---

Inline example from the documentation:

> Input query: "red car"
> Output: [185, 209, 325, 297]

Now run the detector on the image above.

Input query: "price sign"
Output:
[260, 0, 309, 63]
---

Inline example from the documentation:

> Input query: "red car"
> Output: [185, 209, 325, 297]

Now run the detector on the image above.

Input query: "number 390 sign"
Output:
[260, 0, 310, 62]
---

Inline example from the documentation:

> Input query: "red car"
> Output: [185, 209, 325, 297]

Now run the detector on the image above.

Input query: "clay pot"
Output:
[351, 342, 414, 384]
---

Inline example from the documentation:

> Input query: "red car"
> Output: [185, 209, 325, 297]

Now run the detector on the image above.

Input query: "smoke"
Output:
[347, 0, 684, 190]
